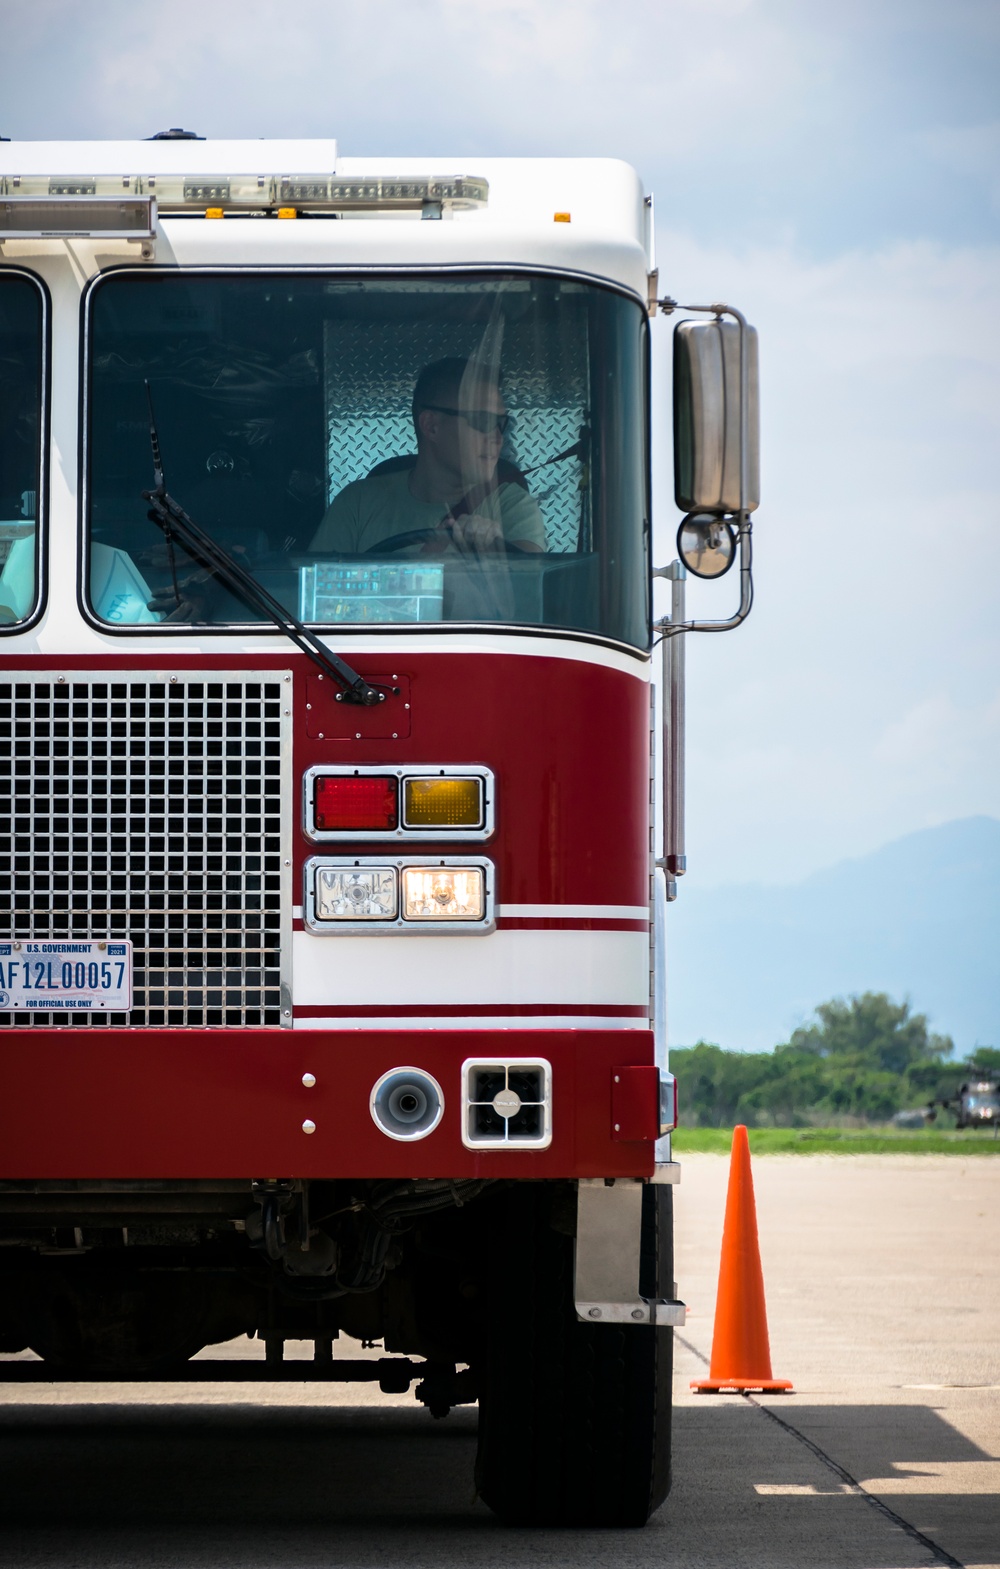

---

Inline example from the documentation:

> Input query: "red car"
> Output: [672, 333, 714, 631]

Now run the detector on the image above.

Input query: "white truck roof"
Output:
[0, 139, 653, 300]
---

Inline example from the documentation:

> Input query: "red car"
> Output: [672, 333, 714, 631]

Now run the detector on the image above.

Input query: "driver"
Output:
[309, 358, 545, 556]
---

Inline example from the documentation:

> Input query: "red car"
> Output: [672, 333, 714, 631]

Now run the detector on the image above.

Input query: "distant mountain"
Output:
[666, 817, 1000, 1055]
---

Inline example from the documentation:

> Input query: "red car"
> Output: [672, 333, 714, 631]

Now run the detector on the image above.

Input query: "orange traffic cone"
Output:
[691, 1124, 792, 1393]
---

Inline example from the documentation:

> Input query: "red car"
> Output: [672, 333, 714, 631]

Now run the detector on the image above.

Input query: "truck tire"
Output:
[475, 1180, 673, 1527]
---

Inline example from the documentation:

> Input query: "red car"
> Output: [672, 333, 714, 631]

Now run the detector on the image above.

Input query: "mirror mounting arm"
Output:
[653, 517, 753, 639]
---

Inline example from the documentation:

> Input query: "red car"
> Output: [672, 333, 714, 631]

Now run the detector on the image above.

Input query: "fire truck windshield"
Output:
[85, 271, 649, 649]
[0, 274, 43, 630]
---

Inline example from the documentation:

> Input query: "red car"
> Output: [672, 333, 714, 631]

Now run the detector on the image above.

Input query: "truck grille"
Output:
[0, 671, 292, 1028]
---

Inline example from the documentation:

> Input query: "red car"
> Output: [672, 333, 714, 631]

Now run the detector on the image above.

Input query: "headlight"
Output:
[304, 857, 494, 933]
[314, 867, 398, 921]
[401, 866, 485, 921]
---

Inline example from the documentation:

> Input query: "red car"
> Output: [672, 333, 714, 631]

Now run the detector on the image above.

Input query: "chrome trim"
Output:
[658, 1068, 677, 1136]
[303, 763, 495, 843]
[653, 866, 677, 1167]
[278, 672, 295, 1024]
[303, 854, 495, 935]
[653, 562, 685, 895]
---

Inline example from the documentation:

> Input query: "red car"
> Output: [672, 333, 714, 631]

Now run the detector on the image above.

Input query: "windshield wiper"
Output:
[141, 383, 385, 707]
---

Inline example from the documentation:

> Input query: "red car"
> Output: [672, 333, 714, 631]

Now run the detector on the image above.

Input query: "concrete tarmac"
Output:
[0, 1153, 997, 1568]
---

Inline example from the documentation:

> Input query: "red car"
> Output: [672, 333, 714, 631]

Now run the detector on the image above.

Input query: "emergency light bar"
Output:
[0, 194, 155, 238]
[0, 172, 488, 218]
[282, 175, 488, 210]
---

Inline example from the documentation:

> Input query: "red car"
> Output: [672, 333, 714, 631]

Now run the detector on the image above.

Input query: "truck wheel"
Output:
[475, 1181, 673, 1527]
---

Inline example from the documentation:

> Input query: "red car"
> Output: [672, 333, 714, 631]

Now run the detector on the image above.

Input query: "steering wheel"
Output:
[366, 527, 529, 558]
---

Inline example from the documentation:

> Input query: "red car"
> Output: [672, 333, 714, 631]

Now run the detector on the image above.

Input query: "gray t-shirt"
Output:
[310, 468, 546, 554]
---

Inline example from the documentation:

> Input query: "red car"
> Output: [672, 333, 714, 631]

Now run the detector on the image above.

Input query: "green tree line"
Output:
[671, 992, 1000, 1127]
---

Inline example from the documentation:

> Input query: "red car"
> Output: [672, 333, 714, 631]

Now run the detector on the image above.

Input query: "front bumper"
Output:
[0, 1026, 662, 1180]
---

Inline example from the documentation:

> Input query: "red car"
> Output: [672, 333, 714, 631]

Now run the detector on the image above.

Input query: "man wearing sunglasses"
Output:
[310, 358, 545, 557]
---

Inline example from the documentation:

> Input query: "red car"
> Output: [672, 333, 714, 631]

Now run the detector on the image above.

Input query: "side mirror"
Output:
[676, 513, 735, 579]
[673, 317, 760, 516]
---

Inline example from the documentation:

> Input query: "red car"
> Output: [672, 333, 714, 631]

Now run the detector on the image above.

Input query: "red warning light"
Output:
[314, 775, 398, 832]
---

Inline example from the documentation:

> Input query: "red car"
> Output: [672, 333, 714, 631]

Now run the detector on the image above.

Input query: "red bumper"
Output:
[0, 1028, 658, 1180]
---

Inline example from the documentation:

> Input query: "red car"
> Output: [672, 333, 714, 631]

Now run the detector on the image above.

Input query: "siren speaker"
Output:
[370, 1067, 444, 1141]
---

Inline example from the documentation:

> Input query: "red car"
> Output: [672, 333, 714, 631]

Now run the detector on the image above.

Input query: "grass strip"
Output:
[671, 1126, 1000, 1155]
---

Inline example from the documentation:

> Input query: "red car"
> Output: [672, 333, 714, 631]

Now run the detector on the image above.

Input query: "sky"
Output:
[5, 0, 1000, 889]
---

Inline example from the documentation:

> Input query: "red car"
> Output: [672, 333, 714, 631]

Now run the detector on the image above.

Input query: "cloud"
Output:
[7, 0, 1000, 249]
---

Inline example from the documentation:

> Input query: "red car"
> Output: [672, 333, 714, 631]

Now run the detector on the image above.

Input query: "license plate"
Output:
[0, 941, 133, 1012]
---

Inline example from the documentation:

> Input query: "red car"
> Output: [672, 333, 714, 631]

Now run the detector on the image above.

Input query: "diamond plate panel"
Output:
[324, 316, 589, 553]
[0, 672, 292, 1029]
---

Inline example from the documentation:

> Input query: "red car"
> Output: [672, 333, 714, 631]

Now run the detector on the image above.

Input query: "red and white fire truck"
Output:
[0, 134, 757, 1526]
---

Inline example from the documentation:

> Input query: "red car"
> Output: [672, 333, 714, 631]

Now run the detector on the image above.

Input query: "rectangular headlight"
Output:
[304, 856, 493, 933]
[401, 867, 485, 921]
[314, 867, 397, 921]
[402, 776, 483, 829]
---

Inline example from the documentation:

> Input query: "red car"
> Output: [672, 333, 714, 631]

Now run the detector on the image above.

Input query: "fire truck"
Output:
[0, 134, 758, 1526]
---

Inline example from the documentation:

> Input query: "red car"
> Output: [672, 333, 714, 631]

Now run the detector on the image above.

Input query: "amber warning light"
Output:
[403, 777, 483, 828]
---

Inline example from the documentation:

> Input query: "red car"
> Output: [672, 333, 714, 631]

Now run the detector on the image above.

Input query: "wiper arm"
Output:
[142, 490, 388, 705]
[141, 384, 385, 707]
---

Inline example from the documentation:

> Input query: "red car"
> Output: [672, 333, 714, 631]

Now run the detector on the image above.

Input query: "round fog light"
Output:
[370, 1067, 444, 1142]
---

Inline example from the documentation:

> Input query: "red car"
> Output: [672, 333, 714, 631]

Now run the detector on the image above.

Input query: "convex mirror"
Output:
[677, 513, 736, 579]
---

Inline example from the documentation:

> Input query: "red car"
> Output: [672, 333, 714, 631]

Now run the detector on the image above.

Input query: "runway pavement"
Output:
[0, 1153, 997, 1568]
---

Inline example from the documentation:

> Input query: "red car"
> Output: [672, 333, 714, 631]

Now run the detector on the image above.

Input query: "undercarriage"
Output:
[0, 1178, 675, 1525]
[0, 1177, 493, 1379]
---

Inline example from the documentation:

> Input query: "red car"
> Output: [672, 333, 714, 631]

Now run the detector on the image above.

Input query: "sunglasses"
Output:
[423, 405, 510, 436]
